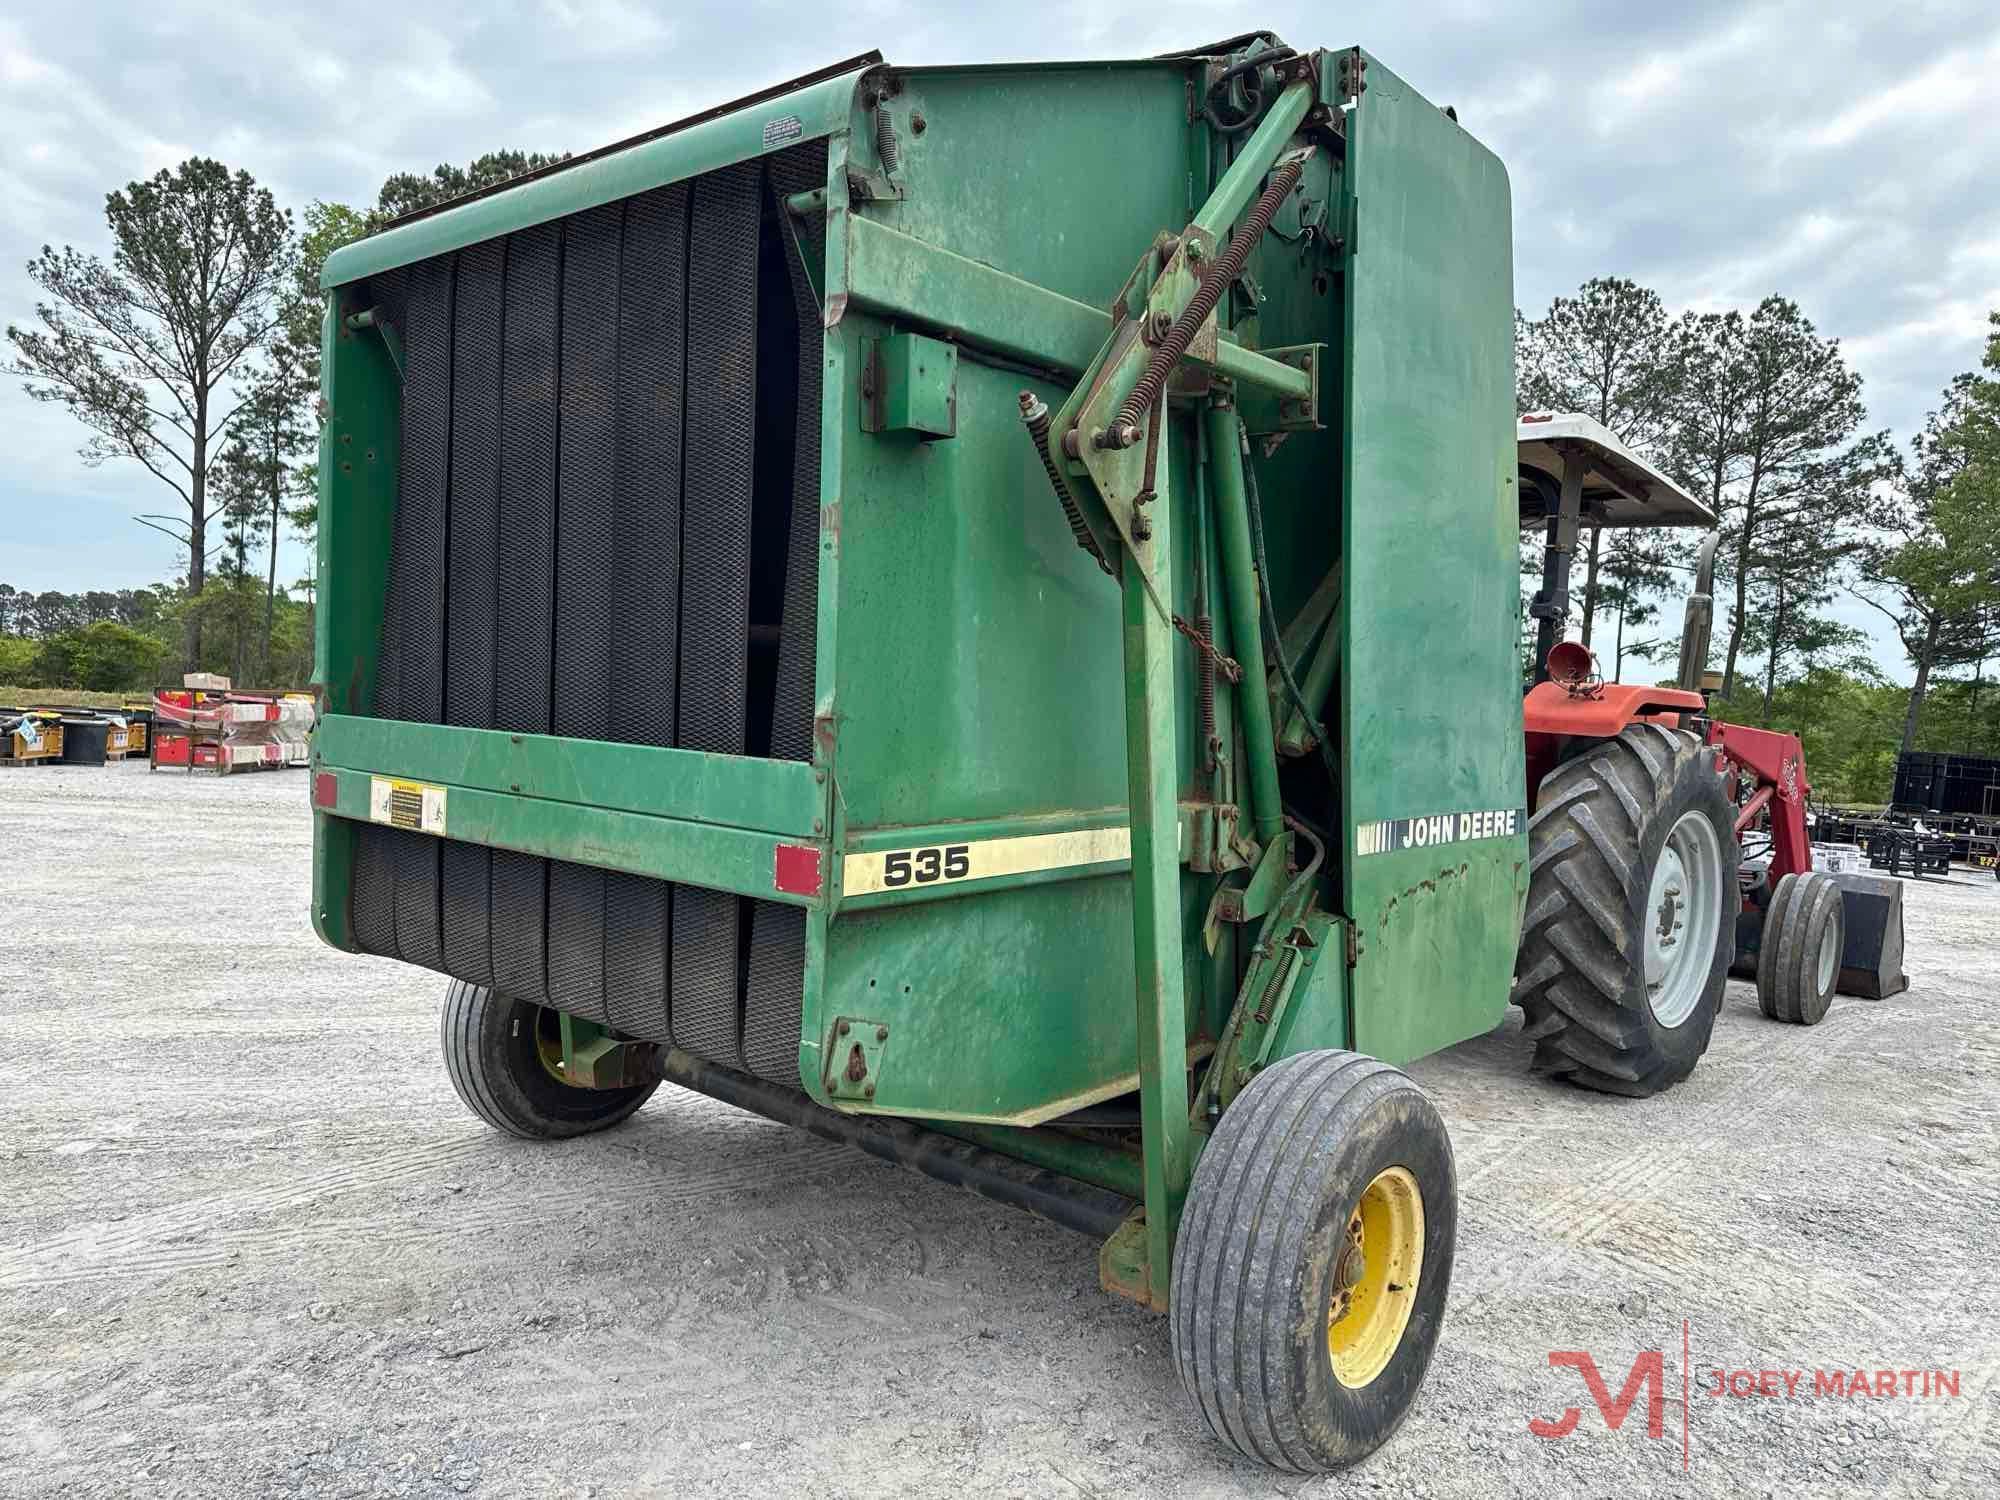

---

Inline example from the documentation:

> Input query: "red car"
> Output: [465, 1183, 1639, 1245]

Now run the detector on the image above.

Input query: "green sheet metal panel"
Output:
[799, 54, 1237, 1117]
[804, 302, 1212, 1119]
[816, 877, 1138, 1124]
[820, 326, 1131, 831]
[314, 766, 821, 908]
[312, 290, 402, 954]
[1337, 52, 1527, 1064]
[316, 716, 822, 836]
[798, 54, 1363, 1120]
[867, 66, 1195, 315]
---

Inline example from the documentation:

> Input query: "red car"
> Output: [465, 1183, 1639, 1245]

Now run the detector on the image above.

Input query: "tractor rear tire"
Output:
[1171, 1051, 1456, 1472]
[1515, 724, 1738, 1097]
[440, 980, 657, 1140]
[1756, 871, 1844, 1025]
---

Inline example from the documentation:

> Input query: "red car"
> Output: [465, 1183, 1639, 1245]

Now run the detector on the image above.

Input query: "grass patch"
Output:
[0, 686, 140, 710]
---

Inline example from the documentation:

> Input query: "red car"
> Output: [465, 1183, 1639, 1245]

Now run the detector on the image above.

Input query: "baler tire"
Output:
[1756, 871, 1844, 1025]
[1170, 1050, 1455, 1473]
[440, 980, 657, 1140]
[1514, 724, 1739, 1097]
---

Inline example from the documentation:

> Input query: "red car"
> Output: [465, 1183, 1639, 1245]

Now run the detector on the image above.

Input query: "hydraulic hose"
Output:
[1241, 421, 1341, 795]
[1202, 45, 1297, 134]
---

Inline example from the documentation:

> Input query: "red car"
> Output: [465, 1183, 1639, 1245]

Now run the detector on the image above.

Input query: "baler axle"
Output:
[654, 1047, 1134, 1241]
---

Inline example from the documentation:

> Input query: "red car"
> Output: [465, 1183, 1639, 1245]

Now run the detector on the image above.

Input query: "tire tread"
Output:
[1172, 1051, 1452, 1473]
[440, 980, 656, 1139]
[1515, 726, 1738, 1096]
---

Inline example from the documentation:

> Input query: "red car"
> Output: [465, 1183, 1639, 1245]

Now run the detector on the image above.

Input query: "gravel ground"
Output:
[2, 762, 1996, 1499]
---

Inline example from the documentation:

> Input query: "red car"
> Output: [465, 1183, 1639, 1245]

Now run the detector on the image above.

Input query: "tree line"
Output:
[1518, 279, 2000, 799]
[3, 151, 562, 692]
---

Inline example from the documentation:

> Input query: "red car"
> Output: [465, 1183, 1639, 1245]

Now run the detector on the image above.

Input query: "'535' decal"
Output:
[840, 825, 1134, 898]
[883, 844, 971, 887]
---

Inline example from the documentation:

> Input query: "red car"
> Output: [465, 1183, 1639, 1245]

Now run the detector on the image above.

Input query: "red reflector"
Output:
[312, 771, 338, 810]
[773, 842, 823, 897]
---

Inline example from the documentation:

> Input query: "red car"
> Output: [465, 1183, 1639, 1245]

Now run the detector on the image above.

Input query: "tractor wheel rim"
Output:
[1644, 809, 1722, 1029]
[1326, 1166, 1425, 1390]
[1816, 914, 1839, 993]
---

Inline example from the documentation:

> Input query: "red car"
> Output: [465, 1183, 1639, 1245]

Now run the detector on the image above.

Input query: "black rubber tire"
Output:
[1170, 1050, 1456, 1473]
[1756, 871, 1844, 1024]
[440, 980, 657, 1140]
[1515, 724, 1739, 1097]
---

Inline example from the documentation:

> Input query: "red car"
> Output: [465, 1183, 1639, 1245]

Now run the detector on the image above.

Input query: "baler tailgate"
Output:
[329, 142, 831, 1085]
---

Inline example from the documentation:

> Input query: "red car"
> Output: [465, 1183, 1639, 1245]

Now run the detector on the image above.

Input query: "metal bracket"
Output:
[1098, 1210, 1159, 1311]
[1049, 86, 1322, 624]
[824, 1017, 889, 1102]
[1237, 343, 1324, 435]
[1201, 829, 1290, 952]
[558, 1013, 658, 1089]
[344, 306, 404, 381]
[1196, 896, 1325, 1119]
[1056, 225, 1220, 621]
[1180, 798, 1251, 875]
[845, 165, 903, 203]
[862, 333, 958, 438]
[1335, 47, 1368, 104]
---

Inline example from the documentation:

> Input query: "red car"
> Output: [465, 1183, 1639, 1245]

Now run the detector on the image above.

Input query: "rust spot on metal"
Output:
[1376, 863, 1472, 934]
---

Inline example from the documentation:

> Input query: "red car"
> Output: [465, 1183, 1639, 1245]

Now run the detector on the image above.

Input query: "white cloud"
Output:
[538, 0, 673, 56]
[1593, 14, 1770, 119]
[1804, 32, 1996, 149]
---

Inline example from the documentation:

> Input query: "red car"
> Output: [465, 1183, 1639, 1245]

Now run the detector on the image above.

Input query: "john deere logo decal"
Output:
[1356, 808, 1523, 857]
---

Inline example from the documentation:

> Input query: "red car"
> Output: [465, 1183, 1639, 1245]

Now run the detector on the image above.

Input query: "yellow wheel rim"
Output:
[1326, 1166, 1425, 1389]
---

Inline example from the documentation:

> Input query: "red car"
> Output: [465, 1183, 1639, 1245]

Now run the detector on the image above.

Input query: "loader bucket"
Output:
[1733, 871, 1908, 1000]
[1827, 872, 1909, 1000]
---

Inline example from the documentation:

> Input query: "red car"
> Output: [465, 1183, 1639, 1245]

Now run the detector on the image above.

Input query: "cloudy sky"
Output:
[4, 1, 1997, 678]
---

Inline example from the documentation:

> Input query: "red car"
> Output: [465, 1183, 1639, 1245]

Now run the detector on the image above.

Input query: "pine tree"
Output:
[5, 159, 291, 670]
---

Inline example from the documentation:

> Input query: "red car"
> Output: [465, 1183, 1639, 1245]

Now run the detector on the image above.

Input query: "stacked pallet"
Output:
[151, 689, 314, 773]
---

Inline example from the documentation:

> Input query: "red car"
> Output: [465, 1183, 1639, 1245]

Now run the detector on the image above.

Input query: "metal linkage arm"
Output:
[1106, 140, 1315, 450]
[1044, 74, 1323, 623]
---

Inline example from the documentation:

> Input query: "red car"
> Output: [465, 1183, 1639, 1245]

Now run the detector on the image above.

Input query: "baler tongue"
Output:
[1827, 872, 1910, 1000]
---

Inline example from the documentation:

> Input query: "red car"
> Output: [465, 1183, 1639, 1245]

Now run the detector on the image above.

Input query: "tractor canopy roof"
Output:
[1516, 412, 1717, 530]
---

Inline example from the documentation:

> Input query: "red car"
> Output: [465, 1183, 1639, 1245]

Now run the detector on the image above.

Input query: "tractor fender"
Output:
[1521, 681, 1706, 738]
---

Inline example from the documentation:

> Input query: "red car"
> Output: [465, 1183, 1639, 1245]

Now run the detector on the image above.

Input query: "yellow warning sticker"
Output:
[369, 777, 448, 837]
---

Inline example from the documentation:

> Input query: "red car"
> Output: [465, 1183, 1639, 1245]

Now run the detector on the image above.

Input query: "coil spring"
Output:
[1019, 392, 1112, 574]
[874, 99, 900, 175]
[1110, 156, 1307, 442]
[1197, 614, 1218, 768]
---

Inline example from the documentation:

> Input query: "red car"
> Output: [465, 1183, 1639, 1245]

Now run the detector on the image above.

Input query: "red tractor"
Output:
[1514, 415, 1906, 1096]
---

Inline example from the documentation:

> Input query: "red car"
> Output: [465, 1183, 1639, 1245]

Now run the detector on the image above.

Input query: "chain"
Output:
[1173, 613, 1243, 683]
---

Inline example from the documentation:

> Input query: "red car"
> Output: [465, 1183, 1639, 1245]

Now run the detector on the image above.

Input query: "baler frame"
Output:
[312, 34, 1531, 1468]
[311, 38, 1485, 1303]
